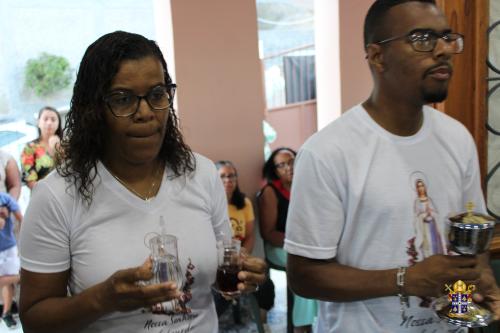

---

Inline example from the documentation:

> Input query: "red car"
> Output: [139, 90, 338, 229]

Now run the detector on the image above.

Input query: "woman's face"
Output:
[219, 165, 237, 197]
[273, 150, 295, 183]
[103, 56, 168, 166]
[38, 109, 59, 139]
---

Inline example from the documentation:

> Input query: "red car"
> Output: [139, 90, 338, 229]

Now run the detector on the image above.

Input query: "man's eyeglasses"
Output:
[275, 159, 294, 170]
[220, 174, 237, 181]
[103, 84, 176, 118]
[373, 29, 464, 54]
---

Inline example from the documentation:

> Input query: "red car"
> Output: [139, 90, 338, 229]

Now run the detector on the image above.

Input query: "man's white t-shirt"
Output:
[284, 105, 483, 333]
[19, 153, 231, 333]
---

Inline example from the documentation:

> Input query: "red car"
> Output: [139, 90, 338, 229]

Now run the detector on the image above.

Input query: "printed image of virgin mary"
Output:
[413, 178, 446, 258]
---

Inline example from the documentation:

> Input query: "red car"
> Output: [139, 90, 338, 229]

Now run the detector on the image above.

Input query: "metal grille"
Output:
[487, 19, 500, 219]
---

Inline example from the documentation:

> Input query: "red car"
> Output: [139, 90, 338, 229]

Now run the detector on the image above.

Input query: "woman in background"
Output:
[259, 147, 316, 333]
[21, 106, 63, 189]
[215, 161, 274, 331]
[216, 160, 255, 254]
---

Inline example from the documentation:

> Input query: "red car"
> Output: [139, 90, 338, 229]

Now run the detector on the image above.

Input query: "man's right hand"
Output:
[406, 255, 480, 297]
[94, 258, 182, 313]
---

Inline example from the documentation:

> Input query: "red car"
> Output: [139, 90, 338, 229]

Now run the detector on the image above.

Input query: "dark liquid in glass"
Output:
[216, 265, 240, 292]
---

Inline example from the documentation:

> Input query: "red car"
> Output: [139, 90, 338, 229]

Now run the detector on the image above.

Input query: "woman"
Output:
[21, 106, 63, 189]
[259, 147, 316, 333]
[214, 161, 274, 329]
[18, 31, 266, 333]
[216, 160, 255, 254]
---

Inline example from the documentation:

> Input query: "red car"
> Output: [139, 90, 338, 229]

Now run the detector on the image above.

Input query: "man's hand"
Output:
[0, 217, 5, 230]
[406, 255, 480, 297]
[472, 264, 500, 320]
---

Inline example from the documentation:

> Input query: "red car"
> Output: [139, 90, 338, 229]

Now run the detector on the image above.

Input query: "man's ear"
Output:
[365, 44, 385, 73]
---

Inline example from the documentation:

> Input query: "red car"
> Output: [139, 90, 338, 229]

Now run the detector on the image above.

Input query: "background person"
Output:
[21, 106, 63, 190]
[214, 160, 275, 331]
[259, 147, 317, 333]
[18, 31, 266, 333]
[0, 191, 23, 329]
[0, 148, 22, 325]
[284, 1, 500, 332]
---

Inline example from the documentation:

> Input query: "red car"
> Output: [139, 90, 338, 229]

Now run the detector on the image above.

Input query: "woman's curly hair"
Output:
[57, 31, 195, 205]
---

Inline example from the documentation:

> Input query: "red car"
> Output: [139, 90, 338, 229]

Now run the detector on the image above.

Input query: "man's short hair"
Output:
[363, 0, 437, 50]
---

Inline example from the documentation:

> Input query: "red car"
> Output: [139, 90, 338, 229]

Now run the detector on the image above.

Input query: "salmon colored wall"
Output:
[339, 0, 373, 111]
[266, 101, 317, 152]
[170, 0, 265, 198]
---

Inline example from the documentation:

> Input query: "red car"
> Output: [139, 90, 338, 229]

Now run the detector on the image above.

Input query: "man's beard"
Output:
[422, 87, 448, 104]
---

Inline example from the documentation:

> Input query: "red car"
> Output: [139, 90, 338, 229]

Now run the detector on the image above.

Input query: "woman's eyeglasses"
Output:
[103, 84, 176, 117]
[220, 174, 237, 181]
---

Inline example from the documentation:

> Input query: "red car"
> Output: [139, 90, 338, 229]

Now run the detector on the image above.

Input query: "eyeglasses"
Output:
[103, 84, 176, 117]
[220, 174, 237, 181]
[275, 159, 294, 170]
[374, 29, 464, 54]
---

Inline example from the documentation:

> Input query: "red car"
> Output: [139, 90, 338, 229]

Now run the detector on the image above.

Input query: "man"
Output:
[284, 1, 500, 332]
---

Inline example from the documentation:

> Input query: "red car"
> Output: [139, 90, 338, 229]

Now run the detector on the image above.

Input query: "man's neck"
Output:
[362, 92, 425, 136]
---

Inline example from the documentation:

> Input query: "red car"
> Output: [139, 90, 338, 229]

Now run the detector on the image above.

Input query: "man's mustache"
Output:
[423, 63, 453, 78]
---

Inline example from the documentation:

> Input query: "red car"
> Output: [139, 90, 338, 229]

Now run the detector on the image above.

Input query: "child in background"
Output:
[0, 192, 23, 329]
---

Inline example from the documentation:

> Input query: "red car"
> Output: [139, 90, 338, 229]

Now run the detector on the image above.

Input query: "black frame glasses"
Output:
[103, 83, 177, 118]
[373, 29, 464, 53]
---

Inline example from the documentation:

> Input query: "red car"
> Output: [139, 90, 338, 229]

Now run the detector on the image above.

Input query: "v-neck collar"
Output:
[98, 162, 167, 214]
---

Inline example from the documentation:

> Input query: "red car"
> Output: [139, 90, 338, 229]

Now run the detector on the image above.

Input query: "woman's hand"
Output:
[48, 135, 61, 156]
[96, 258, 181, 313]
[237, 255, 267, 293]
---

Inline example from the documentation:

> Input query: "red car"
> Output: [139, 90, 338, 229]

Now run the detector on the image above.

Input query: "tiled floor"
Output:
[0, 269, 287, 333]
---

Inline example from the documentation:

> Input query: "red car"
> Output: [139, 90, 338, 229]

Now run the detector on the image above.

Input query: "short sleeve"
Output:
[21, 143, 38, 183]
[19, 180, 71, 273]
[243, 198, 255, 222]
[208, 162, 232, 238]
[462, 133, 486, 213]
[284, 147, 345, 260]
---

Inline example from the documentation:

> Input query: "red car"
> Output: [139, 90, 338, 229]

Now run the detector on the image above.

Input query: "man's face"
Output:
[378, 2, 455, 104]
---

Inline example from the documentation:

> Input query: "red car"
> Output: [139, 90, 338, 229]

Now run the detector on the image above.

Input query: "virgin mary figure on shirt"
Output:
[412, 177, 446, 259]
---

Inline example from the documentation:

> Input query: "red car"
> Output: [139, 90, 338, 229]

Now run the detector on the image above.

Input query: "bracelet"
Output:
[397, 267, 409, 319]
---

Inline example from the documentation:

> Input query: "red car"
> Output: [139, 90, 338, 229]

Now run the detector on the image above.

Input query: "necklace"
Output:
[110, 164, 164, 201]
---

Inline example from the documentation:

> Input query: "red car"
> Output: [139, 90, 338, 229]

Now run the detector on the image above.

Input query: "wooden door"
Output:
[434, 0, 489, 184]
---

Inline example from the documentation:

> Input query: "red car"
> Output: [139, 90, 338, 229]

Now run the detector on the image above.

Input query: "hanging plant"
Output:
[24, 52, 72, 97]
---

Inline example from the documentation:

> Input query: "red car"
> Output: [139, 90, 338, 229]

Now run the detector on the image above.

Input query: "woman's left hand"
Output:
[237, 255, 267, 293]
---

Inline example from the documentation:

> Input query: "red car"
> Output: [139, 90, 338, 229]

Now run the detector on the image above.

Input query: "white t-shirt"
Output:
[19, 153, 231, 333]
[284, 105, 483, 333]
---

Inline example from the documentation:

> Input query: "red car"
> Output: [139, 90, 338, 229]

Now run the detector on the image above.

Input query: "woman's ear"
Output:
[365, 44, 385, 73]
